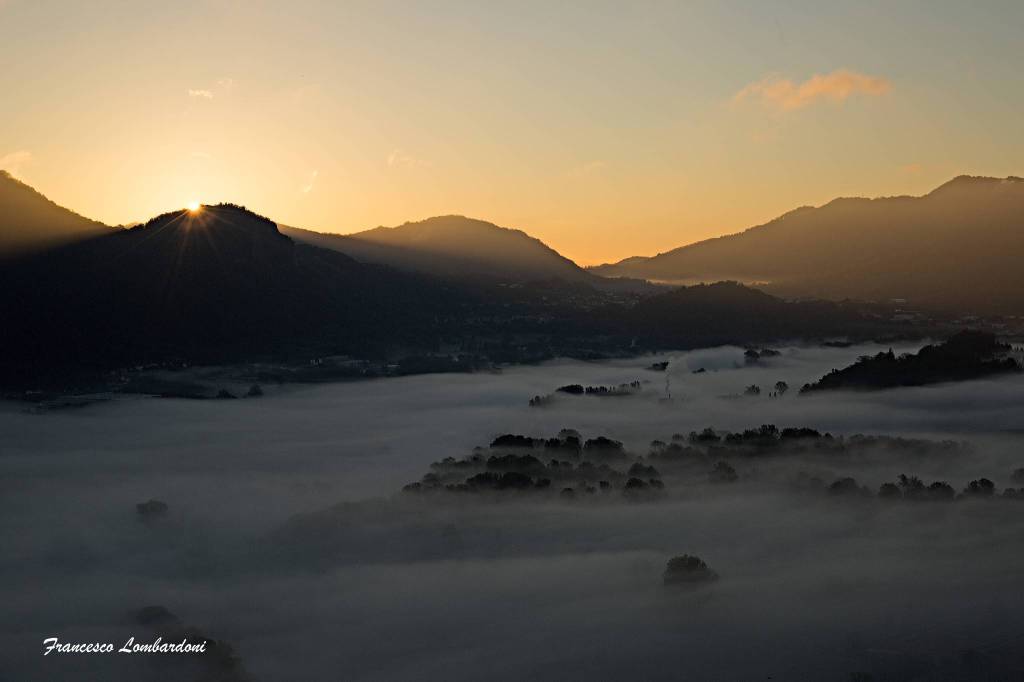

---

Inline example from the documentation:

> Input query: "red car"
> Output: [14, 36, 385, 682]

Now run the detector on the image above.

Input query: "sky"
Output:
[1, 1, 1022, 264]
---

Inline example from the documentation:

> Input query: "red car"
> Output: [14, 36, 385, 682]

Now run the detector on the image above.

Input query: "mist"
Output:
[4, 341, 1024, 681]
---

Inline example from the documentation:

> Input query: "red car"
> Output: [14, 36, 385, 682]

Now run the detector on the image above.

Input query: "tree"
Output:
[962, 478, 995, 498]
[709, 460, 738, 483]
[827, 477, 867, 496]
[878, 482, 902, 499]
[663, 555, 719, 585]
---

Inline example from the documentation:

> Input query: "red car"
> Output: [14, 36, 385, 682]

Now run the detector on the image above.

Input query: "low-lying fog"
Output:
[4, 341, 1024, 681]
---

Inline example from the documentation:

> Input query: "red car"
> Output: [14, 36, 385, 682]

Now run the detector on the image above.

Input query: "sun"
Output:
[186, 200, 201, 212]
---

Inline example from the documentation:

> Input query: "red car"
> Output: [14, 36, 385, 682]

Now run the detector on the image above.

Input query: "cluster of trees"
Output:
[743, 347, 780, 365]
[399, 423, 1003, 508]
[709, 461, 738, 483]
[663, 555, 719, 585]
[556, 381, 642, 396]
[801, 330, 1020, 393]
[796, 472, 1024, 501]
[740, 381, 789, 397]
[529, 380, 643, 407]
[402, 430, 664, 498]
[135, 499, 168, 521]
[647, 425, 965, 467]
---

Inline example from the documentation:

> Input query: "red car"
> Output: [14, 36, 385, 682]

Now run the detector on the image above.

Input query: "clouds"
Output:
[0, 150, 32, 178]
[734, 69, 891, 111]
[187, 78, 233, 100]
[300, 169, 319, 194]
[387, 148, 432, 169]
[567, 160, 608, 179]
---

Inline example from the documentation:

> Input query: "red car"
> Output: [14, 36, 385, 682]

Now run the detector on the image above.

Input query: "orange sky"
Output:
[1, 1, 1022, 264]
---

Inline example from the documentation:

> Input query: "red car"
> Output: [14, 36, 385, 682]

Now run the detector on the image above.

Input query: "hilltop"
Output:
[0, 170, 115, 254]
[592, 176, 1024, 313]
[281, 215, 601, 286]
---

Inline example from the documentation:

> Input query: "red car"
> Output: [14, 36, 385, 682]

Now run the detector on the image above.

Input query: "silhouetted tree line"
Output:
[400, 423, 981, 505]
[557, 381, 642, 396]
[530, 380, 643, 407]
[744, 347, 780, 365]
[646, 424, 965, 469]
[795, 472, 1024, 502]
[801, 330, 1020, 393]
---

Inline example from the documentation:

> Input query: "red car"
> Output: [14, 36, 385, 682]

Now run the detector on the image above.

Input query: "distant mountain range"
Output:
[7, 169, 1022, 314]
[0, 174, 953, 387]
[282, 216, 598, 286]
[592, 176, 1024, 314]
[0, 170, 115, 254]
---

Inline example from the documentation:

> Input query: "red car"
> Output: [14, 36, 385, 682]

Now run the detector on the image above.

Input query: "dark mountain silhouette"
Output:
[0, 170, 116, 254]
[616, 281, 887, 347]
[0, 183, 925, 390]
[281, 215, 601, 286]
[591, 176, 1024, 313]
[0, 204, 473, 384]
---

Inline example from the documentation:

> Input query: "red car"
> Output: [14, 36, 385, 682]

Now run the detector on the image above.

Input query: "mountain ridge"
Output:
[281, 214, 597, 285]
[0, 170, 117, 254]
[0, 192, 902, 389]
[590, 175, 1024, 313]
[0, 203, 476, 384]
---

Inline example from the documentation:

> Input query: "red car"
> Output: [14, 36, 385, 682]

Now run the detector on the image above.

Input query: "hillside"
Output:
[618, 281, 889, 347]
[281, 215, 598, 285]
[0, 186, 926, 389]
[592, 176, 1024, 313]
[0, 170, 116, 254]
[0, 204, 473, 384]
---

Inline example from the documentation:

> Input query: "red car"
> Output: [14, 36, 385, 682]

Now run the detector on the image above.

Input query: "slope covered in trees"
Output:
[801, 331, 1020, 392]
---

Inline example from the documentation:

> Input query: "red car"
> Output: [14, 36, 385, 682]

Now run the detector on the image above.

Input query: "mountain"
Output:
[0, 204, 474, 384]
[618, 281, 889, 347]
[0, 186, 925, 389]
[591, 176, 1024, 314]
[0, 170, 116, 254]
[281, 215, 598, 285]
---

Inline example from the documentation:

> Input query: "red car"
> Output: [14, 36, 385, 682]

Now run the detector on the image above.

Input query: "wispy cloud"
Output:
[733, 69, 891, 111]
[188, 78, 233, 101]
[387, 149, 432, 169]
[0, 150, 32, 178]
[301, 169, 319, 194]
[567, 160, 608, 178]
